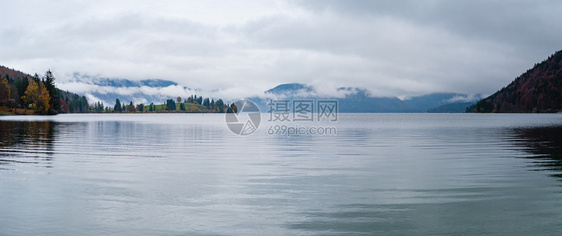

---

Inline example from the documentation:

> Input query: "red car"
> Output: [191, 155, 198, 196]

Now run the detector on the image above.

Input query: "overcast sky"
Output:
[1, 0, 561, 99]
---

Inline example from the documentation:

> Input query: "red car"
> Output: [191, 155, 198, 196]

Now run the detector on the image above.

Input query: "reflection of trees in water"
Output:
[0, 121, 58, 168]
[513, 126, 562, 179]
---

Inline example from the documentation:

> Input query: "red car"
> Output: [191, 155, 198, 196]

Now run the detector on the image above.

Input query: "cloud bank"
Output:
[2, 0, 561, 99]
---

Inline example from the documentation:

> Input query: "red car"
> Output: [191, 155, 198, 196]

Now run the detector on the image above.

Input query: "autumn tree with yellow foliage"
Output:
[22, 80, 50, 113]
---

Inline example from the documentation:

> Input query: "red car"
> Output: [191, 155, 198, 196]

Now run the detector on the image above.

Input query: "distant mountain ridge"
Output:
[60, 74, 479, 113]
[472, 50, 562, 112]
[428, 102, 475, 113]
[60, 74, 192, 106]
[403, 93, 481, 112]
[72, 73, 178, 87]
[265, 83, 313, 95]
[251, 83, 479, 113]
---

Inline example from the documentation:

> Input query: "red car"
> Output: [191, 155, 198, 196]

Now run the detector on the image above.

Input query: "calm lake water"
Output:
[1, 113, 562, 235]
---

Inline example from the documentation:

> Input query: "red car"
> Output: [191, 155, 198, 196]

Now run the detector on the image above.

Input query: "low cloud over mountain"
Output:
[59, 74, 481, 113]
[58, 73, 197, 106]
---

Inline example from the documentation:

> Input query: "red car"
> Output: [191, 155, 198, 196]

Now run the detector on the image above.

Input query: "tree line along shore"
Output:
[0, 66, 235, 115]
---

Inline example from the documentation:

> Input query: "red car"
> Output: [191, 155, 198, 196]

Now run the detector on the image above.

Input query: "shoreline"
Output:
[0, 108, 37, 116]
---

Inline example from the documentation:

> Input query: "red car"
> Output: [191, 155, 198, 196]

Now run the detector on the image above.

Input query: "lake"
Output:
[1, 113, 562, 235]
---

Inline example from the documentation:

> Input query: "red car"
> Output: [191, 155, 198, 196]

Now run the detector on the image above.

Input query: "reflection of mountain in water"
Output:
[512, 126, 562, 179]
[0, 121, 59, 168]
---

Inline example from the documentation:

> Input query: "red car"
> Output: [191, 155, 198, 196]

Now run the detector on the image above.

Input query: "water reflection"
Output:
[1, 115, 562, 235]
[0, 120, 59, 168]
[512, 126, 562, 179]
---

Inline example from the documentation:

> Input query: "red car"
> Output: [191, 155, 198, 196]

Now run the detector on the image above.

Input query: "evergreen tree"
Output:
[166, 99, 176, 110]
[126, 101, 135, 112]
[32, 73, 40, 83]
[92, 101, 104, 112]
[114, 98, 122, 112]
[15, 78, 29, 107]
[74, 96, 89, 113]
[42, 70, 60, 112]
[203, 98, 210, 108]
[227, 103, 237, 113]
[215, 99, 224, 112]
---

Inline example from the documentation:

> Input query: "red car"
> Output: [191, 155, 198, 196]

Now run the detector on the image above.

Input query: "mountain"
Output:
[336, 88, 415, 113]
[265, 83, 314, 96]
[427, 102, 474, 113]
[472, 50, 562, 113]
[60, 73, 193, 106]
[249, 84, 416, 113]
[249, 83, 478, 113]
[403, 93, 481, 112]
[0, 66, 36, 82]
[72, 73, 178, 87]
[57, 74, 480, 113]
